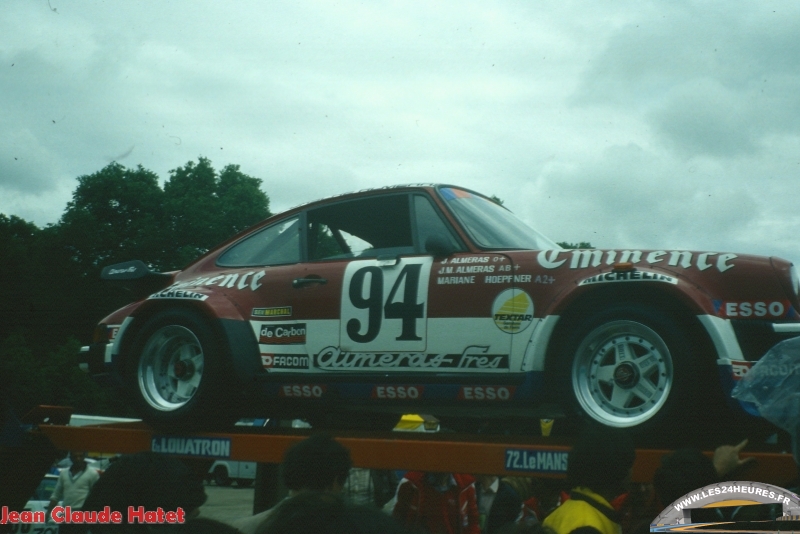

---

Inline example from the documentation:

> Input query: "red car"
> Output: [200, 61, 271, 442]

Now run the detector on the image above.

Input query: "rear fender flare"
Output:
[117, 296, 261, 385]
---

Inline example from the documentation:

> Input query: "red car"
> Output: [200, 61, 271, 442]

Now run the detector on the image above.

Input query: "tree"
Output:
[164, 158, 271, 268]
[0, 215, 41, 340]
[58, 162, 167, 271]
[0, 157, 273, 417]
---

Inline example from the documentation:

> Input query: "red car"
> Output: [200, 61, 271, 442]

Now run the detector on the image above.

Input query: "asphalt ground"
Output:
[198, 484, 256, 526]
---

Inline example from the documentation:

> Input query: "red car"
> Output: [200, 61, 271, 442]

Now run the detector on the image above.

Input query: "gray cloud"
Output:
[0, 0, 797, 267]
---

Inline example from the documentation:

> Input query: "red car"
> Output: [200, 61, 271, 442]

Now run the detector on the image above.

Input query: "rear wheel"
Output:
[126, 308, 237, 431]
[559, 303, 697, 435]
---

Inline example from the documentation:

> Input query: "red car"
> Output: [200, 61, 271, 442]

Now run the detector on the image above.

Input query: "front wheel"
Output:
[560, 303, 696, 433]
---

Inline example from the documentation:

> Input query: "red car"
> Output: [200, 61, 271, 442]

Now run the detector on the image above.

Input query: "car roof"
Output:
[284, 183, 443, 213]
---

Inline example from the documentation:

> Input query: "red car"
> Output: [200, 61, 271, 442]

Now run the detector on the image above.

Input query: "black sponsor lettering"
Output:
[494, 314, 532, 321]
[314, 346, 509, 371]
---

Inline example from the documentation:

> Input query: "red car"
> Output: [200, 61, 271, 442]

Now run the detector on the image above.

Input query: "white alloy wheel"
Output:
[571, 320, 673, 428]
[138, 325, 205, 411]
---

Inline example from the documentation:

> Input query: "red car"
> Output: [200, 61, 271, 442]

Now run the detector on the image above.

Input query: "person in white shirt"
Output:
[49, 451, 100, 511]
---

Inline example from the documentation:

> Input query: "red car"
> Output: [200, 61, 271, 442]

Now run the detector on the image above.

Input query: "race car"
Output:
[80, 185, 800, 434]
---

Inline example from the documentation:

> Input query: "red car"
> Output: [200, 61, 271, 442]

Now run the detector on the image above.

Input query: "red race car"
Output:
[81, 185, 800, 434]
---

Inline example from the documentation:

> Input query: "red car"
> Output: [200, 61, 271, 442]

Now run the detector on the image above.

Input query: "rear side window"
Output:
[217, 217, 301, 267]
[307, 195, 414, 260]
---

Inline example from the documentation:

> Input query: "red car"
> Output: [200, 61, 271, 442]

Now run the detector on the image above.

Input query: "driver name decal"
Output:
[314, 345, 509, 371]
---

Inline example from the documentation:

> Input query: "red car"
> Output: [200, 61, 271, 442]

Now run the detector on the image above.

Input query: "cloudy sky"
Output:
[3, 1, 799, 264]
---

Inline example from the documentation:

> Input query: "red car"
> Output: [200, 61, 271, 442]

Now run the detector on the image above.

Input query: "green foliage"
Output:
[0, 215, 41, 337]
[164, 158, 271, 267]
[557, 241, 593, 249]
[0, 157, 271, 416]
[0, 334, 131, 417]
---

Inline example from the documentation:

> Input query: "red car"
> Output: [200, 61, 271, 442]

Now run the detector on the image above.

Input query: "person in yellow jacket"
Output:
[543, 425, 635, 534]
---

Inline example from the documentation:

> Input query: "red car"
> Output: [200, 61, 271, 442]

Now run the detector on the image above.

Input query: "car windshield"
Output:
[438, 187, 560, 250]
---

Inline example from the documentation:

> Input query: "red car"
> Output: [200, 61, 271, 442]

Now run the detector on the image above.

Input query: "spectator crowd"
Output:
[37, 426, 771, 534]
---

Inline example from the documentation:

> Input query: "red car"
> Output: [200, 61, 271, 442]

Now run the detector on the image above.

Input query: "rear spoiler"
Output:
[101, 260, 175, 297]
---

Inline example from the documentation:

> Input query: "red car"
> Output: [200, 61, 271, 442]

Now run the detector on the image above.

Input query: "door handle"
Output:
[292, 277, 328, 288]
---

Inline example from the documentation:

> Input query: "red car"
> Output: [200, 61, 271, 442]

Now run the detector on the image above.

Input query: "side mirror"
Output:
[425, 235, 457, 257]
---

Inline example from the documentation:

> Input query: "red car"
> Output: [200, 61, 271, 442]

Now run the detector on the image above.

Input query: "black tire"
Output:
[125, 308, 238, 431]
[236, 478, 254, 487]
[557, 303, 698, 436]
[213, 465, 232, 487]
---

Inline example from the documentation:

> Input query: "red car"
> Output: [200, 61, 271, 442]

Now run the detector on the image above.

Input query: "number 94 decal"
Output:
[341, 258, 432, 351]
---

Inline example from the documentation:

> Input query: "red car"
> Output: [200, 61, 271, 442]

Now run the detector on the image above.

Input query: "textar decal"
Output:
[314, 345, 509, 371]
[579, 271, 678, 286]
[458, 386, 516, 401]
[261, 354, 309, 370]
[537, 249, 737, 272]
[372, 385, 424, 399]
[712, 300, 794, 318]
[279, 384, 326, 398]
[148, 289, 209, 301]
[259, 324, 306, 344]
[252, 307, 292, 318]
[491, 289, 534, 334]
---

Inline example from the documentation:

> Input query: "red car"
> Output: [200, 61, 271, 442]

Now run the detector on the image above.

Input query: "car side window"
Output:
[307, 194, 414, 260]
[413, 194, 463, 252]
[217, 217, 301, 267]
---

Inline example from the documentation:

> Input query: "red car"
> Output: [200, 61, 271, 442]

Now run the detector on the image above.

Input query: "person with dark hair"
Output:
[392, 471, 481, 534]
[79, 451, 206, 533]
[653, 439, 755, 507]
[474, 475, 522, 534]
[235, 433, 353, 534]
[542, 425, 636, 534]
[343, 467, 399, 508]
[258, 491, 411, 534]
[280, 433, 352, 492]
[48, 451, 101, 532]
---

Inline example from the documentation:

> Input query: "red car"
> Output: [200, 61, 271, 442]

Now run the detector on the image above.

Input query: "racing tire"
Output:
[558, 303, 698, 437]
[125, 308, 238, 432]
[213, 466, 232, 487]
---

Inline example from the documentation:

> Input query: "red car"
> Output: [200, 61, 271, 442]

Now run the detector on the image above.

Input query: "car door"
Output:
[292, 193, 433, 370]
[215, 216, 311, 375]
[414, 194, 515, 377]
